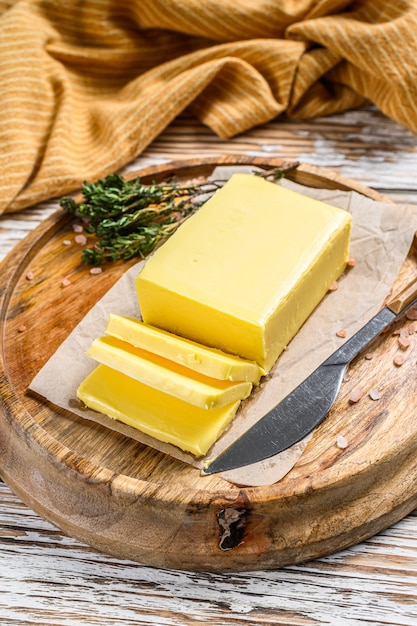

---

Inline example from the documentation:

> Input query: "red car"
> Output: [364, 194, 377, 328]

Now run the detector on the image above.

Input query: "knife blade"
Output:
[203, 276, 417, 475]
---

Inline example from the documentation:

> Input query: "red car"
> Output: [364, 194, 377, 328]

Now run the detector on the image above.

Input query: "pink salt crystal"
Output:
[74, 234, 88, 245]
[406, 307, 417, 320]
[349, 388, 363, 403]
[89, 267, 102, 275]
[347, 256, 356, 267]
[336, 329, 347, 338]
[336, 435, 348, 449]
[63, 239, 72, 246]
[328, 281, 339, 291]
[393, 354, 405, 366]
[26, 271, 34, 280]
[369, 389, 381, 401]
[72, 223, 84, 233]
[17, 325, 27, 333]
[398, 335, 411, 350]
[61, 278, 71, 287]
[364, 352, 374, 360]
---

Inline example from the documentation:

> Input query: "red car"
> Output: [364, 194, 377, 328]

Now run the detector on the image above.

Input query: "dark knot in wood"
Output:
[217, 507, 248, 551]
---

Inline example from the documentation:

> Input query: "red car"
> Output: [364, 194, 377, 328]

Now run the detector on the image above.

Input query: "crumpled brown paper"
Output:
[29, 169, 417, 486]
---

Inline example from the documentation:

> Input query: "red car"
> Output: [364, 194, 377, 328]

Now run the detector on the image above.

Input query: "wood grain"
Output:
[1, 156, 417, 573]
[1, 480, 417, 625]
[137, 107, 417, 194]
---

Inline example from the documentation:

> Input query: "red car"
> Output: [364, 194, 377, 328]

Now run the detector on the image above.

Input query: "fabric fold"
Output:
[0, 0, 416, 213]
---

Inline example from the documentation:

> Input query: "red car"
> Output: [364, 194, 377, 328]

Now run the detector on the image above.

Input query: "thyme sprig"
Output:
[60, 173, 220, 264]
[60, 166, 295, 265]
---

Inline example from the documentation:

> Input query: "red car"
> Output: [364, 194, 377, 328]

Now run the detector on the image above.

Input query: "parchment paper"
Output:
[29, 167, 417, 486]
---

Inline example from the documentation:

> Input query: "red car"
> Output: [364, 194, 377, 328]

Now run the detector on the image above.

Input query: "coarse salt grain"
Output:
[336, 435, 348, 449]
[349, 388, 363, 403]
[406, 307, 417, 320]
[18, 325, 27, 333]
[75, 234, 88, 245]
[398, 335, 411, 350]
[72, 223, 84, 233]
[369, 389, 381, 401]
[364, 352, 374, 360]
[328, 281, 339, 291]
[347, 256, 357, 267]
[336, 329, 347, 338]
[26, 271, 34, 280]
[61, 278, 71, 287]
[393, 354, 405, 366]
[89, 267, 102, 275]
[63, 239, 72, 246]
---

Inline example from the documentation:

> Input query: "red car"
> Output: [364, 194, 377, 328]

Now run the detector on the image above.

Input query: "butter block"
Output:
[86, 335, 252, 410]
[105, 314, 263, 383]
[77, 364, 240, 456]
[136, 174, 351, 371]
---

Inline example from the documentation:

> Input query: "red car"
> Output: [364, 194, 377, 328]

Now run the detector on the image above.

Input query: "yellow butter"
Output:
[105, 314, 263, 383]
[136, 173, 352, 371]
[77, 364, 240, 456]
[86, 335, 252, 410]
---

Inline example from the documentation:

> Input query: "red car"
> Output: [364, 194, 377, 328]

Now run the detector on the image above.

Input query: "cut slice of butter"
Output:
[105, 314, 264, 383]
[136, 173, 351, 371]
[77, 364, 240, 456]
[86, 335, 252, 410]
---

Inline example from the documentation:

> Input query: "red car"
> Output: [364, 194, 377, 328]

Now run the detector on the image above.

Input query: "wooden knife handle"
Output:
[387, 276, 417, 314]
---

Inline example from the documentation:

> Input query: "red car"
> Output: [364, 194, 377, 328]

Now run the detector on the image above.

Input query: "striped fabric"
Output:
[0, 0, 416, 213]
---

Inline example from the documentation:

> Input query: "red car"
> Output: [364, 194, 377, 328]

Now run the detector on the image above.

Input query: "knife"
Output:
[203, 276, 417, 475]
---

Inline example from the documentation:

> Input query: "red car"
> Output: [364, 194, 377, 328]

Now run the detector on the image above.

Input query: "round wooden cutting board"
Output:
[1, 156, 417, 573]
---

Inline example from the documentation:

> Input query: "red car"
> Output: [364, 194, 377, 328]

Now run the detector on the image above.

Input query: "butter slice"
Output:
[105, 314, 263, 383]
[77, 364, 240, 456]
[86, 335, 252, 410]
[136, 174, 351, 371]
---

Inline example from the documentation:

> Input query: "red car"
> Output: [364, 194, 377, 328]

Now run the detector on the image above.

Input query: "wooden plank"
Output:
[139, 106, 417, 193]
[0, 481, 416, 625]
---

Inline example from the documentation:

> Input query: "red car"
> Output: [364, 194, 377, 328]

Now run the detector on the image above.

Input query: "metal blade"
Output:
[203, 305, 397, 475]
[203, 361, 347, 474]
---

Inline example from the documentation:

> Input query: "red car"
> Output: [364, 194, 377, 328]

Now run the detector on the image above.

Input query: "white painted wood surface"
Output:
[1, 104, 417, 625]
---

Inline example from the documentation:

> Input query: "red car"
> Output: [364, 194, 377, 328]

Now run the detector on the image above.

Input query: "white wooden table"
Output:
[1, 105, 417, 625]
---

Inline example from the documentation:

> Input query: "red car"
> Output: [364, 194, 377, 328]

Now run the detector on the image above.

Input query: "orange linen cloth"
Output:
[1, 0, 416, 214]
